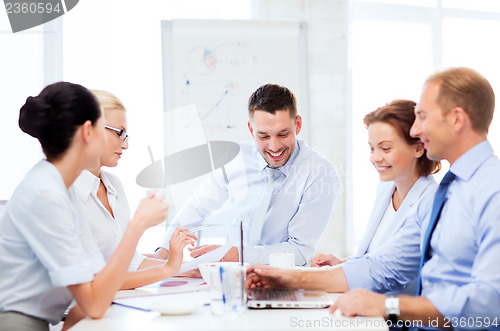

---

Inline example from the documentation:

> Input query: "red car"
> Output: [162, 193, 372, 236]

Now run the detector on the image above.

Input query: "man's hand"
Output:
[176, 268, 202, 278]
[330, 288, 386, 317]
[221, 246, 239, 262]
[310, 253, 348, 267]
[188, 244, 220, 258]
[145, 247, 169, 260]
[245, 264, 297, 289]
[188, 245, 239, 261]
[179, 245, 239, 278]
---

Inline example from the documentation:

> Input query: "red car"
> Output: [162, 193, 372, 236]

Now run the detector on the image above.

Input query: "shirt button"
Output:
[424, 281, 430, 287]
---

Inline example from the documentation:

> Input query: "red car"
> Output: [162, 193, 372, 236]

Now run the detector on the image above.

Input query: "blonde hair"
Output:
[91, 90, 126, 112]
[426, 67, 494, 133]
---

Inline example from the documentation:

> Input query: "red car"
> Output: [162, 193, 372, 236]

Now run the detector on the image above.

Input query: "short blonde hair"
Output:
[426, 67, 494, 133]
[91, 90, 126, 112]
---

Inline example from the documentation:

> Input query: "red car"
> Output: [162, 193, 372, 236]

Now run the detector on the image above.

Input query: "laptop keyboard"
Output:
[249, 288, 298, 301]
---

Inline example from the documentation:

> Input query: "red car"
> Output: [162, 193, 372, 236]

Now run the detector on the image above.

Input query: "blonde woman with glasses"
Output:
[63, 91, 196, 329]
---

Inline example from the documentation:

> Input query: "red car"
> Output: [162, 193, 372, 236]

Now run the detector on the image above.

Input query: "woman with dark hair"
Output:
[0, 82, 171, 330]
[312, 100, 440, 293]
[58, 90, 197, 329]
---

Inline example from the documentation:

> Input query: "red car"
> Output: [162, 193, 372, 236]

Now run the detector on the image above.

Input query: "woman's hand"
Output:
[166, 227, 197, 272]
[131, 192, 169, 231]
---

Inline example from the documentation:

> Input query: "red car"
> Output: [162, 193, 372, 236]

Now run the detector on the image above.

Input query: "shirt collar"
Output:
[99, 171, 117, 195]
[256, 140, 301, 177]
[40, 159, 67, 191]
[279, 141, 300, 176]
[72, 170, 100, 204]
[449, 139, 493, 181]
[72, 170, 118, 203]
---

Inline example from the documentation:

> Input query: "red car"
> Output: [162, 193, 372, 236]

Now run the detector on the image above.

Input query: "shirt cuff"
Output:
[49, 253, 105, 287]
[341, 257, 374, 291]
[159, 240, 170, 251]
[424, 285, 468, 318]
[241, 246, 267, 265]
[128, 251, 147, 271]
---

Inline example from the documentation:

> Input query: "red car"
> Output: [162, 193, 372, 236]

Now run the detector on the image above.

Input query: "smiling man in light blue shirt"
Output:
[152, 84, 339, 265]
[246, 68, 500, 329]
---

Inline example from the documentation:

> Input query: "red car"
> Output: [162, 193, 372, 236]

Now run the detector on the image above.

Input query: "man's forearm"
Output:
[292, 267, 349, 293]
[149, 247, 169, 260]
[137, 257, 168, 269]
[399, 295, 446, 328]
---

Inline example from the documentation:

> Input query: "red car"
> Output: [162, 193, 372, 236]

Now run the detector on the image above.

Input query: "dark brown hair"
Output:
[248, 83, 297, 119]
[364, 99, 441, 177]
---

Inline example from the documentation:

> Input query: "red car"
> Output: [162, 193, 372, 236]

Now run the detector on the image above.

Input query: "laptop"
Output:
[239, 220, 331, 309]
[246, 287, 332, 309]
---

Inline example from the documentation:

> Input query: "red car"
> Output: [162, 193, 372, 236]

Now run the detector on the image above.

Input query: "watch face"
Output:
[385, 297, 400, 318]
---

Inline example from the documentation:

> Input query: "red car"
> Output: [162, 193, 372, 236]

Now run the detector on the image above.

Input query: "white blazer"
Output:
[356, 175, 437, 256]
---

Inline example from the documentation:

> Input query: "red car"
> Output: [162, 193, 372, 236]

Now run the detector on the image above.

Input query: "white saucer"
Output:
[149, 300, 203, 315]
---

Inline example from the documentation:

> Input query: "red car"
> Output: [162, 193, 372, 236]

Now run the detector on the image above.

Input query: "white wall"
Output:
[7, 0, 499, 259]
[253, 0, 350, 257]
[0, 0, 350, 257]
[0, 15, 46, 200]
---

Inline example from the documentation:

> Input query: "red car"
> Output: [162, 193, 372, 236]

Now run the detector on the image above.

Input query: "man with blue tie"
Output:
[151, 84, 339, 266]
[246, 68, 500, 329]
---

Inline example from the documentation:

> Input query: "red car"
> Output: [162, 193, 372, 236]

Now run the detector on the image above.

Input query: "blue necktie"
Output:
[415, 171, 456, 295]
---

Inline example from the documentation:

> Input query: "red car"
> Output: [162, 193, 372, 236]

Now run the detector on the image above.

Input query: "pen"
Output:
[112, 302, 151, 312]
[219, 266, 226, 304]
[221, 266, 234, 310]
[188, 224, 210, 233]
[240, 220, 244, 265]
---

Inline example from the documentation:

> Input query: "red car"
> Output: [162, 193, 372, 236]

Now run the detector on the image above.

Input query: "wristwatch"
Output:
[385, 295, 400, 323]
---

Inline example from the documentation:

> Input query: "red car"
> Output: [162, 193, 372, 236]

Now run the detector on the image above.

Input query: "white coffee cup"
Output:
[148, 188, 169, 203]
[269, 253, 295, 269]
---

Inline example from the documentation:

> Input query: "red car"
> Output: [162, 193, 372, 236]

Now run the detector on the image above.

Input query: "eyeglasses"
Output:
[105, 125, 129, 141]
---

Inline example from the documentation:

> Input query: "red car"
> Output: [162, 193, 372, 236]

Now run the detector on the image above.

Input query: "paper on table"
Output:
[175, 243, 232, 275]
[141, 277, 207, 290]
[114, 290, 211, 311]
[114, 277, 208, 300]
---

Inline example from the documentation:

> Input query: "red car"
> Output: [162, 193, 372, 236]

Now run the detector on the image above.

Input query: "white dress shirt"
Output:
[70, 170, 146, 271]
[0, 160, 105, 324]
[160, 140, 339, 265]
[366, 201, 396, 253]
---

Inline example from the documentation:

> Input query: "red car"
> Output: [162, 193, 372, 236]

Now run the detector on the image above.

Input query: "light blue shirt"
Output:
[355, 176, 436, 295]
[356, 176, 436, 256]
[0, 160, 105, 324]
[343, 140, 500, 324]
[161, 140, 339, 265]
